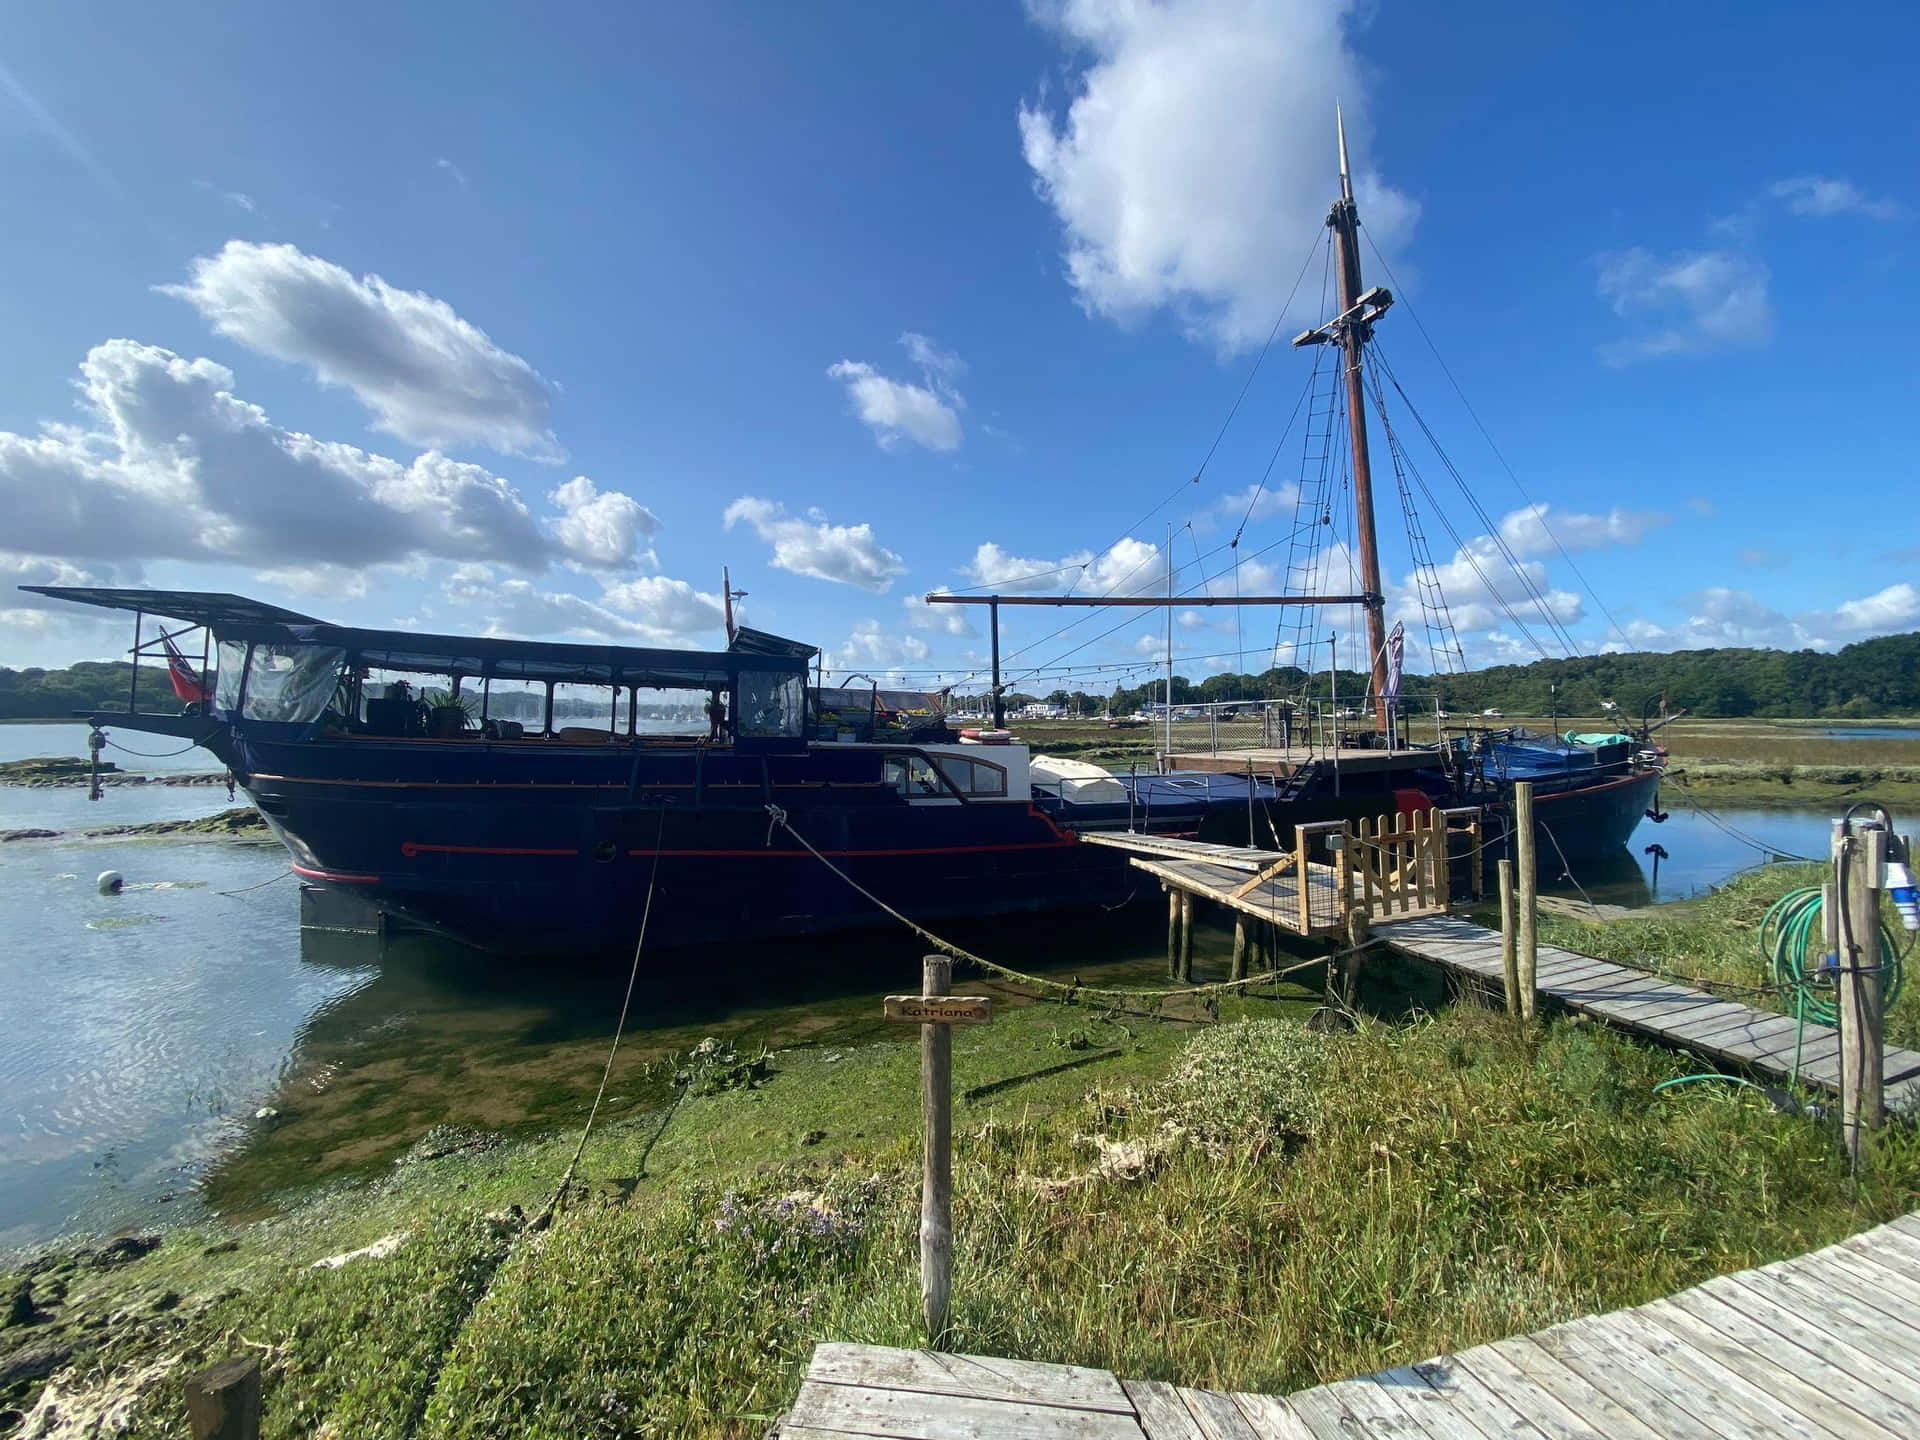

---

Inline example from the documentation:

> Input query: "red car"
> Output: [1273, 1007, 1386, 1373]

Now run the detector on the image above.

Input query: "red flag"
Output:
[161, 635, 212, 705]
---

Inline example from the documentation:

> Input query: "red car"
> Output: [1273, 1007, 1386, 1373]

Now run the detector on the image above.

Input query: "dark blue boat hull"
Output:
[236, 735, 1154, 954]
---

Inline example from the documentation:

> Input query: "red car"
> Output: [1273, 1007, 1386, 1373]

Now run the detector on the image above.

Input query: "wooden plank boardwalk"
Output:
[1376, 913, 1920, 1112]
[780, 1210, 1920, 1437]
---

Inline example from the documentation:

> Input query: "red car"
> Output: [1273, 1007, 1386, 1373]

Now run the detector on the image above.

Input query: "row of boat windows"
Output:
[882, 753, 1008, 799]
[212, 643, 807, 740]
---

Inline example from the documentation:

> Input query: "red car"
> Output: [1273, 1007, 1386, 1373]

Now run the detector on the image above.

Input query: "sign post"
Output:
[885, 955, 992, 1344]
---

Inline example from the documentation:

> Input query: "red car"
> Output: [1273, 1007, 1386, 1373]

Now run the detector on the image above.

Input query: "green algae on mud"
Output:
[190, 907, 1302, 1219]
[12, 999, 1920, 1440]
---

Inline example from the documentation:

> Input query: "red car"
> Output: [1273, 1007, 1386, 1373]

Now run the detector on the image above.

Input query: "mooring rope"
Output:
[217, 867, 294, 897]
[533, 809, 667, 1231]
[764, 804, 1367, 1012]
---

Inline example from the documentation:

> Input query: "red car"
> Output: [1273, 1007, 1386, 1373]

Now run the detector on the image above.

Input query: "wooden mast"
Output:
[1301, 107, 1393, 730]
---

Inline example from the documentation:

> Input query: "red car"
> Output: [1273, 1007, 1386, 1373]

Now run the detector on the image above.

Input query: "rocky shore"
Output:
[0, 758, 227, 790]
[1, 808, 268, 844]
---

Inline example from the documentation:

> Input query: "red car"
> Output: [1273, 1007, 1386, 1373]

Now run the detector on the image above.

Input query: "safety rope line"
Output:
[533, 808, 667, 1231]
[764, 805, 1371, 1011]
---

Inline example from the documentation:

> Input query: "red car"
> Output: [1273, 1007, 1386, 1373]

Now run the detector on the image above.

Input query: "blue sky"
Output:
[2, 1, 1915, 693]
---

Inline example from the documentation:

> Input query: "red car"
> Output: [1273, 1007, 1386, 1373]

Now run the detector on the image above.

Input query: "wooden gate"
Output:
[1351, 807, 1479, 921]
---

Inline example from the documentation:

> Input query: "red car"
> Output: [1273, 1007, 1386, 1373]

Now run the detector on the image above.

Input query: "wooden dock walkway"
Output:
[780, 1210, 1920, 1437]
[1376, 913, 1920, 1112]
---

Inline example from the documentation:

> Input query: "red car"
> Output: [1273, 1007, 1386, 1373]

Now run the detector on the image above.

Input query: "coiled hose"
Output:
[1753, 885, 1906, 1087]
[1759, 887, 1905, 1027]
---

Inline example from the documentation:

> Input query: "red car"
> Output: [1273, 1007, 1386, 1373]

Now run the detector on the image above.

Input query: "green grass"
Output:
[1530, 862, 1920, 1050]
[16, 984, 1920, 1439]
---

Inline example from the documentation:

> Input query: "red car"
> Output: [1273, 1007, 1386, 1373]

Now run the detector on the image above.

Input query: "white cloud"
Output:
[832, 619, 930, 677]
[904, 591, 975, 637]
[549, 476, 659, 571]
[962, 537, 1166, 596]
[1496, 504, 1667, 558]
[723, 497, 907, 592]
[1211, 482, 1298, 528]
[1768, 176, 1902, 221]
[0, 339, 644, 573]
[1594, 247, 1772, 364]
[899, 332, 966, 382]
[443, 565, 724, 648]
[160, 241, 560, 458]
[435, 157, 470, 189]
[827, 332, 966, 452]
[1019, 0, 1416, 349]
[1621, 582, 1920, 653]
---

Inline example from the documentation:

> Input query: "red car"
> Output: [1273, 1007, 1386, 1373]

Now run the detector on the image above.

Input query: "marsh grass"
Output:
[60, 1003, 1920, 1439]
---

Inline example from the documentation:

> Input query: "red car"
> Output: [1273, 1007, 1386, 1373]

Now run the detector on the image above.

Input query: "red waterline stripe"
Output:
[399, 843, 580, 857]
[625, 840, 1082, 859]
[291, 863, 381, 885]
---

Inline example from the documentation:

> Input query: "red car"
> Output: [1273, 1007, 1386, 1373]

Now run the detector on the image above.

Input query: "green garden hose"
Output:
[1757, 886, 1905, 1085]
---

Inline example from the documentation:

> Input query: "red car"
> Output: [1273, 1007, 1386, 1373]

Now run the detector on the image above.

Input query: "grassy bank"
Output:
[7, 928, 1920, 1437]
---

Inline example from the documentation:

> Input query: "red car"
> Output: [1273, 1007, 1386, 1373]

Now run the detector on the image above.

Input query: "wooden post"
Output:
[1513, 782, 1538, 1021]
[186, 1355, 260, 1440]
[919, 955, 953, 1341]
[1412, 810, 1431, 910]
[1294, 825, 1313, 934]
[1231, 916, 1248, 982]
[1166, 887, 1181, 977]
[1497, 858, 1519, 1018]
[1334, 825, 1352, 938]
[1178, 892, 1194, 982]
[881, 957, 992, 1345]
[1837, 823, 1887, 1170]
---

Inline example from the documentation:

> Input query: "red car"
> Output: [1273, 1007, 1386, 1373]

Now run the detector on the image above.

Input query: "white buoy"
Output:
[96, 870, 124, 895]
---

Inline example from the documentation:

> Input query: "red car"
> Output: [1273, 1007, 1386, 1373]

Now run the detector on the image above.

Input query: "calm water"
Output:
[0, 717, 1849, 1251]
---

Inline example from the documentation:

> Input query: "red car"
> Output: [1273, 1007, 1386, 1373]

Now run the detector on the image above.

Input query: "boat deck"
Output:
[780, 1210, 1920, 1438]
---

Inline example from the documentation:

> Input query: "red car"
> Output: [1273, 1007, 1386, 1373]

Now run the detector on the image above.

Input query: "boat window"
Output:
[213, 640, 248, 716]
[550, 683, 618, 741]
[482, 679, 547, 733]
[932, 755, 1007, 798]
[735, 671, 805, 738]
[633, 688, 709, 737]
[242, 645, 347, 724]
[884, 753, 947, 798]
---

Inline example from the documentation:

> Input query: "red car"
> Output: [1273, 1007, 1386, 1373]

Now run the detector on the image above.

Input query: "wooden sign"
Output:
[884, 995, 992, 1025]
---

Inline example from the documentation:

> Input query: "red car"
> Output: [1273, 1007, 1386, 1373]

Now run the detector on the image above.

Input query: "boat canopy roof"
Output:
[18, 586, 320, 628]
[21, 585, 814, 688]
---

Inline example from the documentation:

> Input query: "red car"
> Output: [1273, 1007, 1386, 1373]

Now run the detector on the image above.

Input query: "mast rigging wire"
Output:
[1359, 225, 1631, 651]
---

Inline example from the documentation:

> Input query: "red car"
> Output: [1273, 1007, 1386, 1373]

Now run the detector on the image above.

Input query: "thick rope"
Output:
[764, 805, 1364, 1011]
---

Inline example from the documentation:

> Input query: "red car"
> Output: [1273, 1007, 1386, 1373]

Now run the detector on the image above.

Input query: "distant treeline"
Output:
[0, 662, 182, 719]
[8, 629, 1918, 722]
[986, 631, 1920, 720]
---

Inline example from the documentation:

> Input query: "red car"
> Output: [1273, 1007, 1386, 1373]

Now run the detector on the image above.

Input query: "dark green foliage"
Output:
[960, 631, 1920, 720]
[0, 662, 183, 719]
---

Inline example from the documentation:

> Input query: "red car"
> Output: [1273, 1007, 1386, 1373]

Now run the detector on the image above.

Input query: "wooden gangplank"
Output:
[1080, 831, 1353, 937]
[1378, 913, 1920, 1110]
[1081, 816, 1463, 939]
[782, 1210, 1920, 1437]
